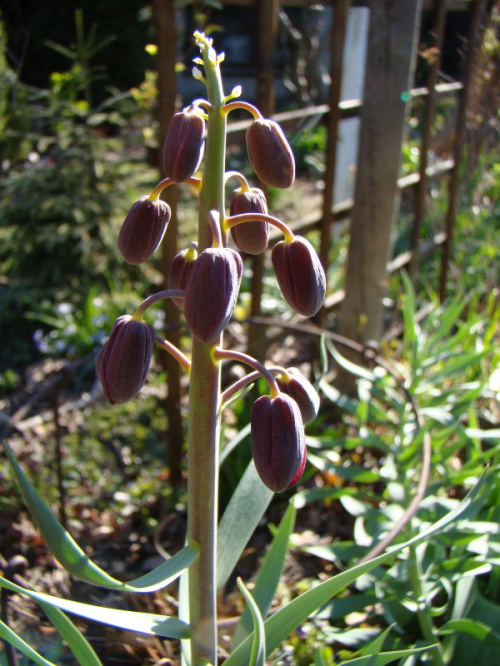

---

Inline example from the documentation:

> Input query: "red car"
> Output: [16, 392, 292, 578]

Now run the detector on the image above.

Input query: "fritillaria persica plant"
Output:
[2, 31, 486, 666]
[95, 31, 325, 663]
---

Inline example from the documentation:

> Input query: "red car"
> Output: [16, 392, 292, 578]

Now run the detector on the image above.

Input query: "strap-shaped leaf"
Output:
[217, 460, 273, 591]
[0, 577, 191, 639]
[39, 601, 103, 666]
[4, 441, 198, 591]
[237, 578, 265, 666]
[224, 470, 487, 665]
[338, 644, 439, 665]
[0, 619, 57, 666]
[232, 503, 296, 648]
[438, 618, 500, 646]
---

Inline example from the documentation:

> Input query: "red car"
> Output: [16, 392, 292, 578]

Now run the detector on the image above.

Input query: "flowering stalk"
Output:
[95, 29, 325, 664]
[185, 32, 227, 665]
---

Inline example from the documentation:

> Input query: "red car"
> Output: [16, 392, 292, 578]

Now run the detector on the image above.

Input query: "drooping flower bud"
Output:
[229, 187, 269, 255]
[246, 119, 295, 189]
[168, 243, 199, 308]
[162, 110, 205, 182]
[184, 247, 243, 343]
[118, 196, 171, 265]
[272, 236, 326, 317]
[276, 368, 320, 424]
[251, 393, 306, 492]
[96, 315, 155, 405]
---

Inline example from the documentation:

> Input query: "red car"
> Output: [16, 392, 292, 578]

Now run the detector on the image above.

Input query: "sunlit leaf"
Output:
[38, 601, 103, 666]
[0, 577, 190, 639]
[338, 644, 438, 665]
[233, 504, 296, 647]
[0, 620, 57, 666]
[325, 340, 376, 382]
[224, 470, 487, 664]
[439, 618, 500, 646]
[465, 428, 500, 441]
[237, 578, 265, 666]
[217, 460, 273, 591]
[318, 377, 359, 414]
[3, 441, 198, 592]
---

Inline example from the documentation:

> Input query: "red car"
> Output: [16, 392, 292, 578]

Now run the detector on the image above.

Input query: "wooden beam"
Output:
[338, 0, 424, 352]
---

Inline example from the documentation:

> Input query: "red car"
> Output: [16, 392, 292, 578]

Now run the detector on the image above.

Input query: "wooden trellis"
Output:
[152, 0, 489, 474]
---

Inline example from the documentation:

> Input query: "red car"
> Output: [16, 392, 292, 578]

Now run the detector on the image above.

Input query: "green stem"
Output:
[186, 33, 227, 666]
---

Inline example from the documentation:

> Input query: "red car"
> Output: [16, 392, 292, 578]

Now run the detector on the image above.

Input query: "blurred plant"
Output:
[0, 11, 149, 367]
[44, 8, 116, 111]
[302, 274, 499, 664]
[1, 33, 491, 666]
[292, 122, 328, 177]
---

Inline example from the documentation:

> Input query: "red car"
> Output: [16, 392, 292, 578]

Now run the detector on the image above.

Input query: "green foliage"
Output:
[303, 276, 499, 664]
[291, 123, 327, 176]
[2, 21, 499, 666]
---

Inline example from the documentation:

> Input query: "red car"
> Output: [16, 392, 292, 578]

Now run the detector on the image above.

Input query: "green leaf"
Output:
[38, 601, 103, 666]
[224, 471, 487, 665]
[438, 618, 500, 646]
[465, 428, 500, 441]
[220, 422, 251, 465]
[3, 441, 198, 591]
[0, 577, 191, 639]
[237, 578, 266, 666]
[400, 272, 419, 359]
[0, 620, 57, 666]
[233, 504, 296, 647]
[357, 624, 394, 655]
[424, 349, 490, 386]
[326, 340, 377, 382]
[425, 297, 467, 350]
[338, 644, 438, 665]
[318, 377, 359, 414]
[217, 460, 273, 591]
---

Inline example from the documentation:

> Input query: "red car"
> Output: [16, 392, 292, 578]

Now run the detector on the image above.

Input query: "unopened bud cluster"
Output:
[97, 45, 326, 492]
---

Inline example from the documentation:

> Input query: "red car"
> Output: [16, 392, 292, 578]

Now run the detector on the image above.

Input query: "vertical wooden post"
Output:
[408, 0, 447, 279]
[256, 0, 279, 118]
[248, 0, 279, 358]
[320, 0, 351, 273]
[153, 0, 183, 486]
[338, 0, 423, 359]
[439, 0, 487, 301]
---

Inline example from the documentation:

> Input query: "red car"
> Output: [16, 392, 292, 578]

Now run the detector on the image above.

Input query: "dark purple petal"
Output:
[184, 247, 243, 343]
[118, 197, 170, 265]
[96, 315, 155, 404]
[272, 236, 326, 317]
[251, 393, 306, 492]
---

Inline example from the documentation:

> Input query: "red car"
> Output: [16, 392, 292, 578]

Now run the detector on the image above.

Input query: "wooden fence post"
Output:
[248, 0, 280, 359]
[338, 0, 423, 373]
[320, 0, 351, 273]
[408, 0, 447, 279]
[153, 0, 184, 486]
[439, 0, 488, 301]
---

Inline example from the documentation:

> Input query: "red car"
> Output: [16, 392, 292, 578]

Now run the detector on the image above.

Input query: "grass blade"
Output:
[232, 503, 296, 647]
[224, 470, 487, 665]
[338, 644, 438, 665]
[0, 577, 191, 639]
[0, 620, 57, 666]
[3, 441, 197, 591]
[217, 459, 273, 591]
[38, 601, 103, 666]
[237, 578, 266, 666]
